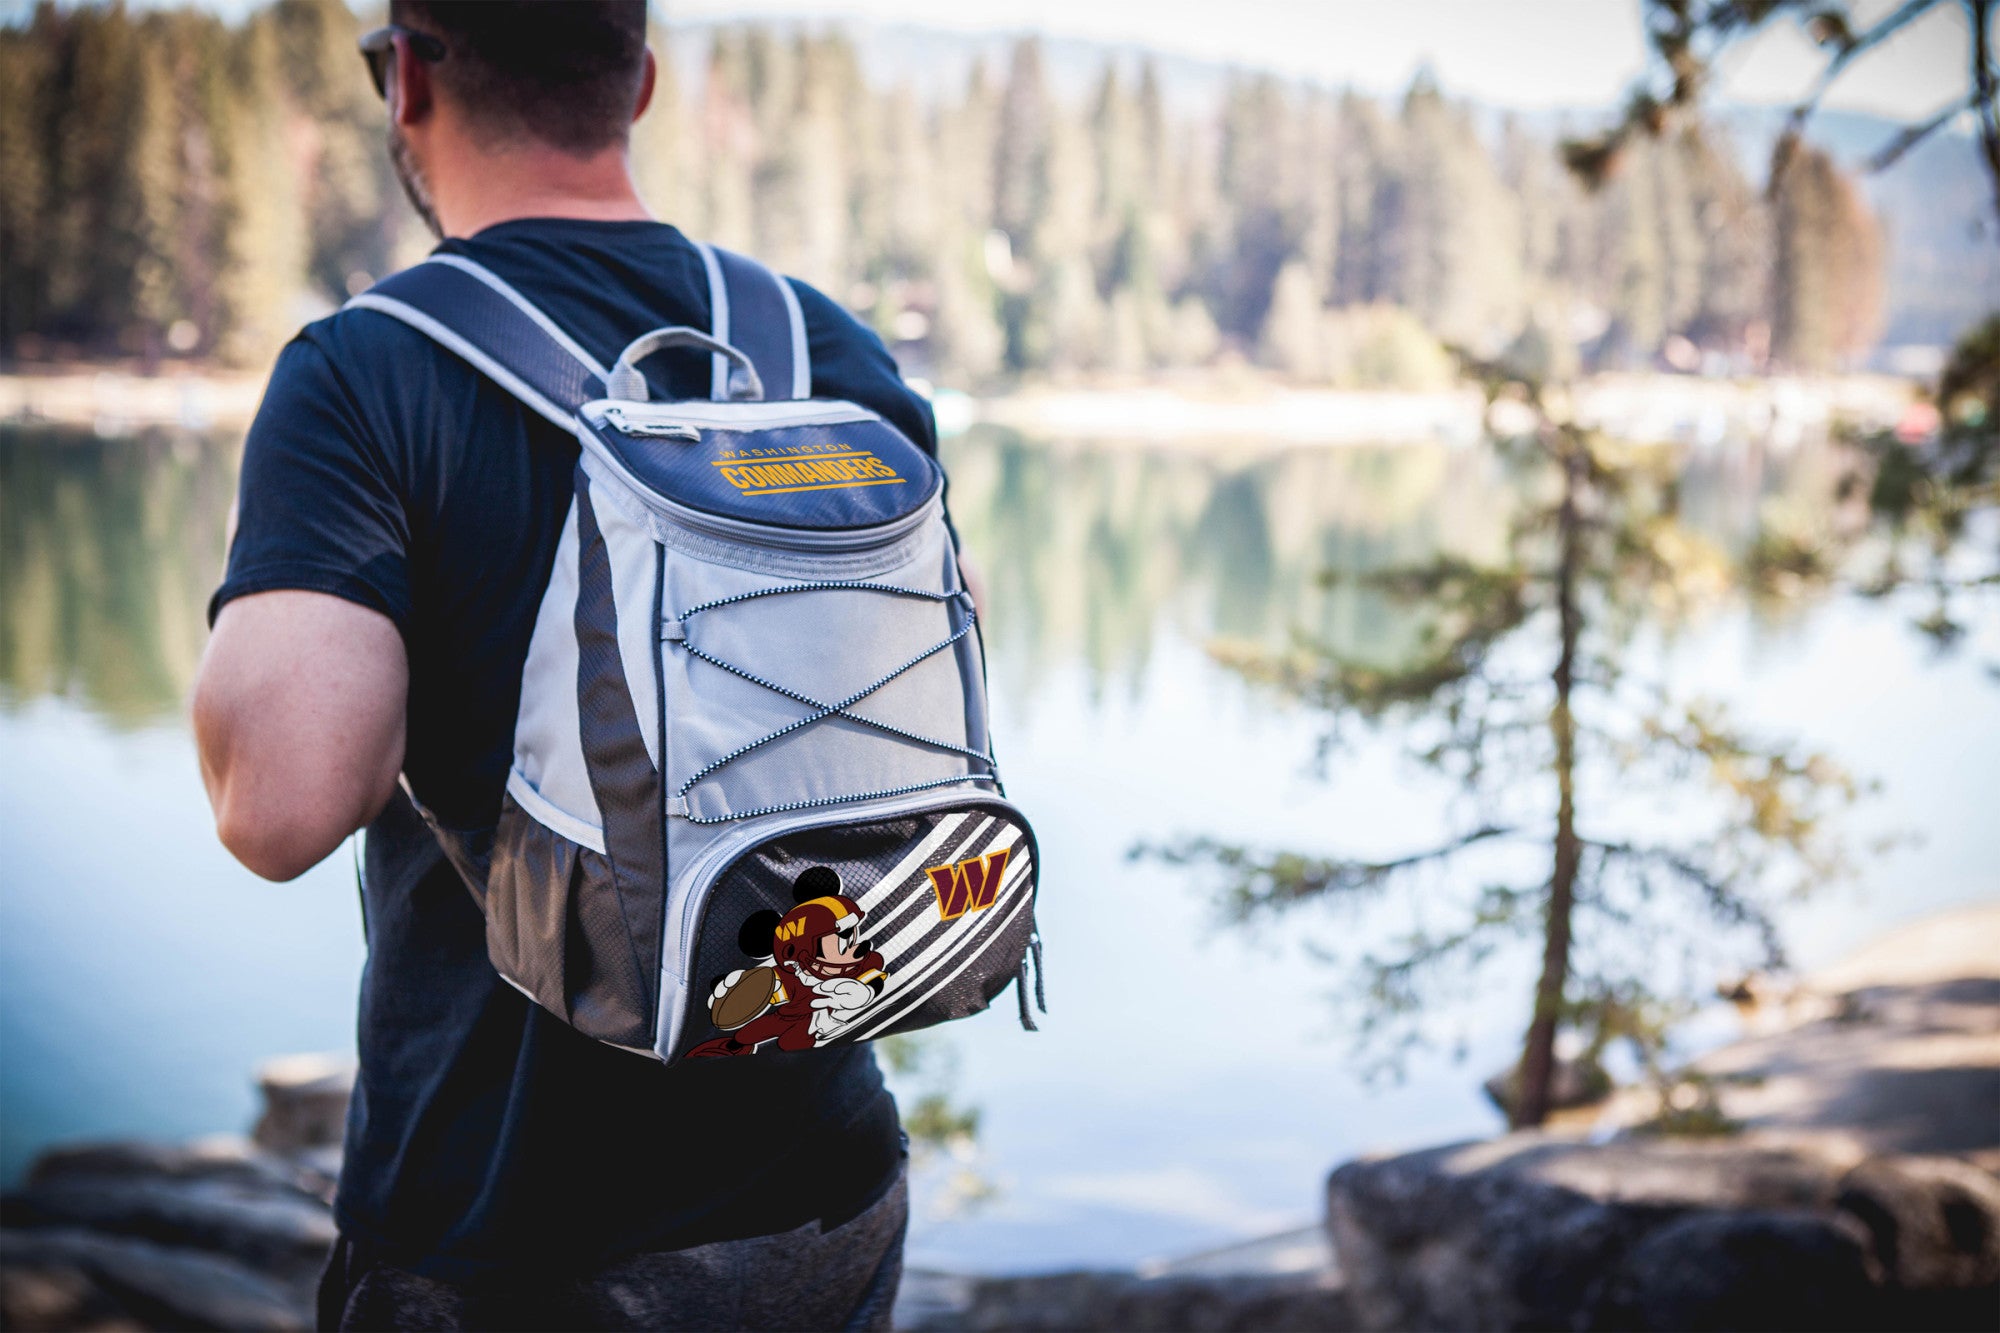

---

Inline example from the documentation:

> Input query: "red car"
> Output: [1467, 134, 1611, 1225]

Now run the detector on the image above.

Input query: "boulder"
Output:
[3, 1138, 335, 1286]
[1481, 1056, 1613, 1122]
[1835, 1154, 2000, 1328]
[251, 1054, 355, 1155]
[1581, 1210, 1880, 1331]
[1325, 1135, 1997, 1332]
[0, 1227, 305, 1331]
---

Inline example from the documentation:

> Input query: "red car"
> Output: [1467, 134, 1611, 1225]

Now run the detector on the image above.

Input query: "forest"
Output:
[0, 0, 1887, 384]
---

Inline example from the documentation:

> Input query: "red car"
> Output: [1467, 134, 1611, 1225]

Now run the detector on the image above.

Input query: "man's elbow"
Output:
[213, 794, 350, 882]
[216, 810, 323, 882]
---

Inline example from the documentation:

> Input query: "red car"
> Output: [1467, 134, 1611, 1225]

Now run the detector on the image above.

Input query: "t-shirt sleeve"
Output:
[786, 278, 940, 456]
[208, 331, 413, 632]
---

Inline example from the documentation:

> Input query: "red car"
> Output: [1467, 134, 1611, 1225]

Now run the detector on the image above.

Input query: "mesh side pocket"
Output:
[488, 793, 657, 1051]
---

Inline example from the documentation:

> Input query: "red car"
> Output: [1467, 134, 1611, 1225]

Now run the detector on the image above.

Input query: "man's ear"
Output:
[633, 48, 657, 123]
[391, 33, 435, 129]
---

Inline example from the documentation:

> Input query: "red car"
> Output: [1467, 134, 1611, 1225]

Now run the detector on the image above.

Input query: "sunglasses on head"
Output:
[357, 24, 447, 100]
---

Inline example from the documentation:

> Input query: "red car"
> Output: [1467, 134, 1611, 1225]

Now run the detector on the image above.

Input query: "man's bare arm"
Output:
[194, 591, 408, 882]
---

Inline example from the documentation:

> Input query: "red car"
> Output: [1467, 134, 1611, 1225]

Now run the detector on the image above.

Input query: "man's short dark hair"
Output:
[390, 1, 649, 154]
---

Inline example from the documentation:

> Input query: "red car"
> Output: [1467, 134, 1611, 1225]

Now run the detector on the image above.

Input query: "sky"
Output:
[71, 0, 1980, 121]
[664, 0, 1976, 120]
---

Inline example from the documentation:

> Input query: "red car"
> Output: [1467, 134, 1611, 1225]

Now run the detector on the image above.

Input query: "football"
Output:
[711, 964, 778, 1031]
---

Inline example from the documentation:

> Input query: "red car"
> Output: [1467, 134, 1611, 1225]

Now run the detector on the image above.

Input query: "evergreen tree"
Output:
[0, 21, 52, 356]
[217, 12, 309, 365]
[0, 8, 1895, 384]
[1260, 259, 1325, 379]
[1773, 144, 1883, 371]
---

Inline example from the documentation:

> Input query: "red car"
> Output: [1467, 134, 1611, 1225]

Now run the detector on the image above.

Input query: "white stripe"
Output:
[694, 240, 730, 400]
[776, 271, 811, 399]
[839, 860, 1036, 1043]
[856, 813, 971, 914]
[833, 831, 1028, 1043]
[345, 294, 574, 432]
[425, 255, 612, 378]
[505, 768, 608, 854]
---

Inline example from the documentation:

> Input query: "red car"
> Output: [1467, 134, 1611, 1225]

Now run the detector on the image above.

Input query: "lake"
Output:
[2, 417, 1995, 1274]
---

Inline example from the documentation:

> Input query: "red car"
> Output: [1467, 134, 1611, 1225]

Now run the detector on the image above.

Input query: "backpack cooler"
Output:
[348, 244, 1042, 1063]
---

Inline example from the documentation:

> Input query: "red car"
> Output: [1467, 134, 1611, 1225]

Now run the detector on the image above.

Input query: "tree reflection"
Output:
[941, 426, 1513, 704]
[0, 426, 237, 726]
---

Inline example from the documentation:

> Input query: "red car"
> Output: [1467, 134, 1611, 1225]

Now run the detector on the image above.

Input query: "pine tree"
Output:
[1772, 144, 1882, 372]
[1260, 259, 1325, 380]
[631, 24, 699, 232]
[0, 20, 52, 357]
[216, 12, 309, 364]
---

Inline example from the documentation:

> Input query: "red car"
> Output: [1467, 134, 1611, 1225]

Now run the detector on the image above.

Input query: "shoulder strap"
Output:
[693, 241, 811, 401]
[346, 256, 606, 428]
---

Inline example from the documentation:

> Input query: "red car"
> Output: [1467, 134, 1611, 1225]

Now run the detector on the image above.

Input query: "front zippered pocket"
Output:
[665, 787, 1005, 987]
[662, 795, 1037, 1063]
[577, 396, 943, 541]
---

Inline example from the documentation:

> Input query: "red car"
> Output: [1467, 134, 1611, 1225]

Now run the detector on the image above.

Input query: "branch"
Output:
[1135, 825, 1522, 918]
[1781, 0, 1938, 139]
[1864, 89, 1982, 173]
[1972, 0, 2000, 230]
[1586, 839, 1786, 965]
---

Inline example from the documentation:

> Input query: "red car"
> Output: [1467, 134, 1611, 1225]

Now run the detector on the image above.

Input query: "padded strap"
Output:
[345, 256, 606, 429]
[695, 241, 811, 401]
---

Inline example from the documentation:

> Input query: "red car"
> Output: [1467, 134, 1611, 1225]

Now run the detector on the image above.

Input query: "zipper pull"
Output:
[602, 406, 700, 442]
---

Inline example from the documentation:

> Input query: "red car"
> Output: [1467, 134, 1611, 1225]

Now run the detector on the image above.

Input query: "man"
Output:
[193, 5, 921, 1328]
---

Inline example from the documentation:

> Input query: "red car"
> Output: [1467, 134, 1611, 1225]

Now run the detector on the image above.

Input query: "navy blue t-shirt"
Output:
[212, 219, 925, 1280]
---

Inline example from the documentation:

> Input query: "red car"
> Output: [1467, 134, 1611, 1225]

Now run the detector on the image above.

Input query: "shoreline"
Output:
[2, 366, 1916, 448]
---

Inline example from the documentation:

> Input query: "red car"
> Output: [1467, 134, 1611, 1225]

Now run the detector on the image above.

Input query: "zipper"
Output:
[600, 405, 700, 441]
[589, 398, 885, 431]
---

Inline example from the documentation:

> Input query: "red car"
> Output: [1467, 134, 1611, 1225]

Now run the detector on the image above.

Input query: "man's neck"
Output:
[431, 140, 654, 239]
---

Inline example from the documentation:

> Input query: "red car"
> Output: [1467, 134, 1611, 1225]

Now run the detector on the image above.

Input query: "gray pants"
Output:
[317, 1171, 907, 1331]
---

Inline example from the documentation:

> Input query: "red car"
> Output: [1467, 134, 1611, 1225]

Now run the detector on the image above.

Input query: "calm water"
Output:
[2, 419, 1995, 1273]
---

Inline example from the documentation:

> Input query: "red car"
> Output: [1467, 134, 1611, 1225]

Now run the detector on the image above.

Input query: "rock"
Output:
[0, 1228, 305, 1331]
[29, 1137, 326, 1202]
[1324, 1135, 1945, 1331]
[1582, 1210, 1881, 1331]
[1325, 919, 2000, 1332]
[1481, 1055, 1613, 1121]
[1599, 936, 2000, 1162]
[1835, 1154, 2000, 1327]
[4, 1141, 335, 1285]
[251, 1054, 355, 1155]
[902, 1269, 1352, 1332]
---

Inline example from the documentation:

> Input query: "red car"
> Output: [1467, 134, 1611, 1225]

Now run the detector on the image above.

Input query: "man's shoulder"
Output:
[292, 301, 471, 379]
[781, 272, 870, 343]
[262, 299, 505, 439]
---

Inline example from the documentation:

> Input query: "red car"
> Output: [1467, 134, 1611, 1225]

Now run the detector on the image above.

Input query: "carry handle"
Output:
[605, 326, 764, 403]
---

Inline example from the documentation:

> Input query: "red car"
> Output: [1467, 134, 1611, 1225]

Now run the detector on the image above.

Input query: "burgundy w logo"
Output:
[927, 849, 1011, 921]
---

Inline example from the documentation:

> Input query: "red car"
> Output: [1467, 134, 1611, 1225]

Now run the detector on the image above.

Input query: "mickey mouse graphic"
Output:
[684, 866, 889, 1059]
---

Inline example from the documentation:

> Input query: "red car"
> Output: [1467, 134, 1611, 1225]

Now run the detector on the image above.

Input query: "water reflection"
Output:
[944, 429, 1514, 703]
[941, 425, 1853, 702]
[0, 427, 238, 725]
[0, 421, 1851, 725]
